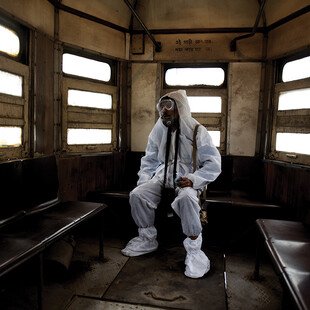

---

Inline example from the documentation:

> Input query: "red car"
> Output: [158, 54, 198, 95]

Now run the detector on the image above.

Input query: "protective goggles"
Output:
[158, 98, 175, 113]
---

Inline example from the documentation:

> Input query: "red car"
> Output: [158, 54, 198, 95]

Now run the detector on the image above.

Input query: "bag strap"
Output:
[192, 124, 208, 204]
[172, 127, 180, 187]
[192, 124, 200, 172]
[163, 127, 172, 187]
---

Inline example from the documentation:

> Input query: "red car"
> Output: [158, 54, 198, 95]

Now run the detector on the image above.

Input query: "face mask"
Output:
[162, 117, 177, 127]
[159, 98, 179, 128]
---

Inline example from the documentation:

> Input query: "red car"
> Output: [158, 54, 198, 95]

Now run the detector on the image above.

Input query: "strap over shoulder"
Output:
[192, 124, 200, 172]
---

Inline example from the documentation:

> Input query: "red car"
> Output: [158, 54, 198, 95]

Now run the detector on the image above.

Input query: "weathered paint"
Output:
[0, 0, 54, 36]
[228, 63, 261, 156]
[59, 11, 126, 59]
[131, 63, 159, 151]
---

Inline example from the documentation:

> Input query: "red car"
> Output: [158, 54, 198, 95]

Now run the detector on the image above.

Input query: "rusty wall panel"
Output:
[35, 31, 54, 155]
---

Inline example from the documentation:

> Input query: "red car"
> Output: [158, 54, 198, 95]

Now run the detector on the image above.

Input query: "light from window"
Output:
[208, 130, 221, 147]
[276, 133, 310, 155]
[188, 96, 222, 113]
[68, 89, 112, 109]
[0, 24, 20, 57]
[278, 88, 310, 110]
[0, 126, 22, 147]
[0, 70, 22, 97]
[67, 128, 111, 145]
[62, 53, 111, 81]
[165, 67, 225, 86]
[282, 56, 310, 82]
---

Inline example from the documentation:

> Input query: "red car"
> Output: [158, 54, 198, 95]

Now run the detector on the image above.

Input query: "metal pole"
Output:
[123, 0, 161, 52]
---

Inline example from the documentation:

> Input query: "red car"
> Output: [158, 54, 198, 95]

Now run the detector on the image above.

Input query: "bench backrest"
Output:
[22, 155, 59, 209]
[0, 160, 24, 222]
[0, 155, 59, 225]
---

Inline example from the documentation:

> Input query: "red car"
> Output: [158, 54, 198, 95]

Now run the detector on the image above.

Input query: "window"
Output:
[0, 16, 28, 64]
[187, 96, 222, 113]
[0, 70, 23, 97]
[63, 53, 111, 82]
[165, 67, 225, 87]
[276, 133, 310, 155]
[278, 89, 310, 111]
[67, 128, 111, 145]
[271, 53, 310, 164]
[62, 50, 117, 153]
[163, 64, 227, 152]
[0, 19, 29, 160]
[0, 126, 22, 147]
[0, 24, 20, 57]
[282, 56, 310, 82]
[68, 89, 112, 109]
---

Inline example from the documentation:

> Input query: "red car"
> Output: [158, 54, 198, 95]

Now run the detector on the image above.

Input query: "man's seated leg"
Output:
[121, 182, 161, 257]
[121, 226, 158, 257]
[183, 234, 210, 278]
[172, 187, 210, 278]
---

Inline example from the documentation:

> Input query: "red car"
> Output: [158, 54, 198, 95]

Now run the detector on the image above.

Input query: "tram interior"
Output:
[0, 0, 309, 309]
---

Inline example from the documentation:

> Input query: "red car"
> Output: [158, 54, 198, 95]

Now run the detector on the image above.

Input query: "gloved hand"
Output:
[175, 176, 193, 188]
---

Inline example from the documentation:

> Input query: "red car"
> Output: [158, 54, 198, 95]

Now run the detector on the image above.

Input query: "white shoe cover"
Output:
[121, 226, 158, 257]
[183, 234, 210, 278]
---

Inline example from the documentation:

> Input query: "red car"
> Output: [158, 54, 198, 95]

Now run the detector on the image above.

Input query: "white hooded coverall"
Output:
[122, 90, 221, 278]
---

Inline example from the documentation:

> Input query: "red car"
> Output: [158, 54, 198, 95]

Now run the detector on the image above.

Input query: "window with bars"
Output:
[0, 19, 29, 160]
[163, 64, 227, 152]
[62, 51, 117, 153]
[270, 54, 310, 165]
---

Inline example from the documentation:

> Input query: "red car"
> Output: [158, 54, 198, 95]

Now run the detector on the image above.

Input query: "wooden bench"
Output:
[254, 219, 310, 310]
[86, 153, 283, 244]
[0, 155, 107, 309]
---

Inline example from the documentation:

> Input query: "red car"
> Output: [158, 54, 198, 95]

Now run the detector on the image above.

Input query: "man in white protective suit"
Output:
[121, 89, 221, 278]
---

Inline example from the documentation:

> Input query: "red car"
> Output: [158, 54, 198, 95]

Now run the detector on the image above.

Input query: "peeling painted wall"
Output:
[228, 63, 261, 156]
[154, 33, 263, 62]
[267, 13, 310, 59]
[131, 63, 159, 151]
[59, 12, 126, 59]
[0, 0, 54, 36]
[265, 0, 309, 25]
[134, 0, 262, 29]
[63, 0, 131, 29]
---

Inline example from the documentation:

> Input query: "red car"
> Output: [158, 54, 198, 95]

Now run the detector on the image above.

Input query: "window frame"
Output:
[0, 15, 29, 65]
[62, 47, 116, 85]
[61, 49, 118, 154]
[163, 63, 227, 89]
[270, 52, 310, 165]
[0, 57, 29, 160]
[162, 63, 227, 153]
[276, 50, 310, 83]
